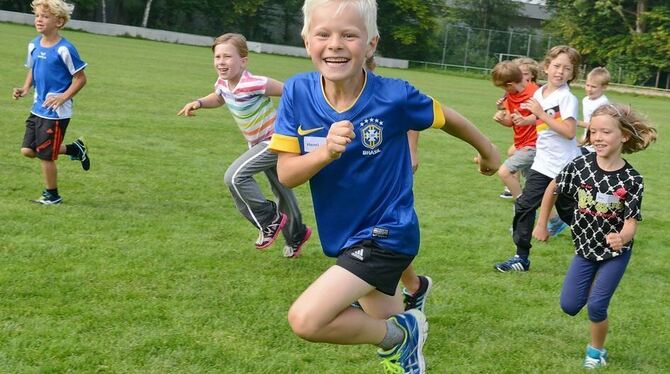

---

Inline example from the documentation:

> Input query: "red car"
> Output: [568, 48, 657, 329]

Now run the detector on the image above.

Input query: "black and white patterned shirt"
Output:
[556, 153, 643, 261]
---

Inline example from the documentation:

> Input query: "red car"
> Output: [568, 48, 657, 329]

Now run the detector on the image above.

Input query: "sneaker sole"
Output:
[256, 213, 288, 250]
[31, 198, 62, 205]
[74, 139, 90, 171]
[286, 226, 312, 258]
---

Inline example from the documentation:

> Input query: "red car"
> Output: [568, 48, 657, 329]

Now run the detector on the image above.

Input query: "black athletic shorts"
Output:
[22, 114, 69, 160]
[336, 240, 414, 296]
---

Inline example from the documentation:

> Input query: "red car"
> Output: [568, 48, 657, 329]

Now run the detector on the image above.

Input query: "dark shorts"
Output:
[336, 240, 414, 296]
[22, 114, 69, 161]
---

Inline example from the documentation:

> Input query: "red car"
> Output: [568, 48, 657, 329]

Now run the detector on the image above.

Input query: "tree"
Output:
[545, 0, 670, 85]
[376, 0, 445, 60]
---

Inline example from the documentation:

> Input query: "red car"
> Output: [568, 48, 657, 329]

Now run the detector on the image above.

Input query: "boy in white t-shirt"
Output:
[578, 67, 610, 152]
[495, 45, 582, 272]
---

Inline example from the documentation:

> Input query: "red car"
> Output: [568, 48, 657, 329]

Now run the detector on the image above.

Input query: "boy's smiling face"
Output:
[304, 2, 377, 85]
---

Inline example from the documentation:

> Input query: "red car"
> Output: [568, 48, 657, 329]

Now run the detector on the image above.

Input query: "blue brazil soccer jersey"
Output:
[25, 36, 87, 119]
[270, 71, 445, 257]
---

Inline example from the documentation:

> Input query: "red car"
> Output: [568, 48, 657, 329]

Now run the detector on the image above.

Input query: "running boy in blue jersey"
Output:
[13, 0, 90, 204]
[269, 1, 500, 372]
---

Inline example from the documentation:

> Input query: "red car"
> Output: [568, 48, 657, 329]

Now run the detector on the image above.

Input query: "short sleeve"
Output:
[25, 42, 36, 68]
[269, 81, 300, 154]
[623, 177, 643, 221]
[555, 160, 578, 200]
[404, 82, 445, 131]
[57, 44, 86, 75]
[558, 91, 578, 121]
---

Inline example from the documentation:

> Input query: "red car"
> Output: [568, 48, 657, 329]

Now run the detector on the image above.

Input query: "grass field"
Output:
[1, 22, 668, 373]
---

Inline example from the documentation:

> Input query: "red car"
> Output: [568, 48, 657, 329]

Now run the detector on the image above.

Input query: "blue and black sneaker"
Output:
[494, 255, 530, 272]
[584, 345, 608, 369]
[378, 309, 428, 374]
[547, 215, 568, 237]
[32, 190, 62, 205]
[71, 138, 90, 171]
[403, 275, 433, 313]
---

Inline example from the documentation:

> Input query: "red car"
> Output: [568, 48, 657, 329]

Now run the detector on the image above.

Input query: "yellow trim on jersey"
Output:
[430, 97, 446, 129]
[320, 70, 368, 114]
[269, 134, 301, 154]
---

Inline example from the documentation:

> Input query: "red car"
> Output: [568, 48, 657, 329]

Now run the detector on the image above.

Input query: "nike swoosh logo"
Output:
[297, 125, 324, 136]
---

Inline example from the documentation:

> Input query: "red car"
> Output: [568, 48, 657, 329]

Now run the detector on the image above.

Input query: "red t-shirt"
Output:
[504, 82, 538, 149]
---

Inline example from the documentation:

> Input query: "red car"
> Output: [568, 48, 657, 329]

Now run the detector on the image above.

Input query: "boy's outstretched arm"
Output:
[177, 92, 223, 116]
[440, 105, 500, 175]
[276, 120, 355, 188]
[12, 70, 33, 100]
[532, 179, 557, 242]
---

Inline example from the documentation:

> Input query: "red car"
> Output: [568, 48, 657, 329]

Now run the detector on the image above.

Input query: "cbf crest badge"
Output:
[360, 117, 383, 155]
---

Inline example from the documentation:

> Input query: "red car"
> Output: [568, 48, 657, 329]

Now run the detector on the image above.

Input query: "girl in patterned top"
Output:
[532, 103, 657, 369]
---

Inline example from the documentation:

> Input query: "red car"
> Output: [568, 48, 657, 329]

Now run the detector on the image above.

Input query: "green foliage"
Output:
[376, 0, 445, 60]
[545, 0, 670, 85]
[2, 22, 670, 373]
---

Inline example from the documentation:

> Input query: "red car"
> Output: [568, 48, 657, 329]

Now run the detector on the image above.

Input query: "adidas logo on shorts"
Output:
[350, 248, 365, 261]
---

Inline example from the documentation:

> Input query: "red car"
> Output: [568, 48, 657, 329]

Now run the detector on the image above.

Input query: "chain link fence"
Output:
[409, 24, 670, 91]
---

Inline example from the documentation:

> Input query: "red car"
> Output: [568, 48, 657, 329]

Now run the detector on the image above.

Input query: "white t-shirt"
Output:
[531, 83, 581, 178]
[581, 94, 609, 138]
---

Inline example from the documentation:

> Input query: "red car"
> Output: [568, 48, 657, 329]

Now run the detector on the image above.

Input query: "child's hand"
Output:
[533, 225, 550, 242]
[493, 110, 507, 124]
[606, 232, 625, 251]
[177, 101, 201, 117]
[42, 94, 65, 110]
[521, 98, 543, 117]
[476, 144, 500, 176]
[12, 87, 28, 100]
[326, 121, 355, 160]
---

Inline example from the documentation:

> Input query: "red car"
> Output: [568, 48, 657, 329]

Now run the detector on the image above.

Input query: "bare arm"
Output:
[177, 92, 224, 116]
[524, 98, 576, 139]
[12, 69, 33, 100]
[606, 218, 638, 251]
[265, 78, 284, 97]
[276, 121, 355, 188]
[493, 110, 513, 127]
[532, 179, 558, 242]
[408, 130, 419, 173]
[441, 105, 500, 175]
[42, 70, 87, 110]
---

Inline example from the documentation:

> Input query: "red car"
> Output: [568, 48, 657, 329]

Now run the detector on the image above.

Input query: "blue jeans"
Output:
[560, 249, 632, 322]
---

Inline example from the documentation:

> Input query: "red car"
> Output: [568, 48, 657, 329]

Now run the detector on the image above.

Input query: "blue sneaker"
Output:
[402, 276, 433, 313]
[31, 190, 62, 205]
[584, 345, 608, 369]
[494, 255, 530, 272]
[378, 309, 428, 374]
[547, 216, 568, 237]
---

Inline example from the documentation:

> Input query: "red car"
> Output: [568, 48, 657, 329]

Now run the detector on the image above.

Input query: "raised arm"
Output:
[276, 121, 355, 188]
[524, 98, 576, 139]
[440, 105, 500, 175]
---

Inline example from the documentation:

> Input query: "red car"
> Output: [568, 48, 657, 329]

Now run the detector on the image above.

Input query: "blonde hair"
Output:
[301, 0, 379, 44]
[211, 33, 248, 58]
[587, 67, 611, 86]
[513, 57, 540, 82]
[586, 104, 657, 154]
[543, 45, 581, 83]
[31, 0, 74, 25]
[491, 60, 523, 87]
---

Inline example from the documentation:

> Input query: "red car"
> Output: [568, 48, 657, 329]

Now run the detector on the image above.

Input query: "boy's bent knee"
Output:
[287, 304, 324, 341]
[21, 148, 36, 158]
[587, 303, 608, 322]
